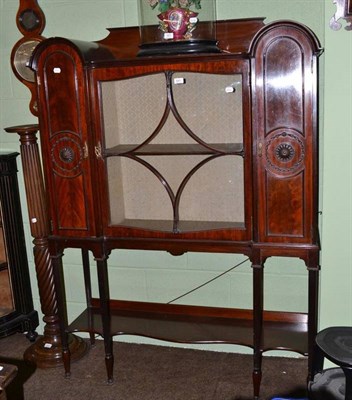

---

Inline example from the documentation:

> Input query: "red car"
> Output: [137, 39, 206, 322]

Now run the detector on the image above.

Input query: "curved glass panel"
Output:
[102, 71, 245, 233]
[102, 73, 167, 148]
[172, 72, 243, 146]
[178, 155, 244, 226]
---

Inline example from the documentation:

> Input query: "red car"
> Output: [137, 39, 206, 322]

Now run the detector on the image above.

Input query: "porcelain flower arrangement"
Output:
[147, 0, 202, 39]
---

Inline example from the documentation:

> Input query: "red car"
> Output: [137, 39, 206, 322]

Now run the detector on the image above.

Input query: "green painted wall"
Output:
[320, 2, 352, 329]
[0, 0, 351, 355]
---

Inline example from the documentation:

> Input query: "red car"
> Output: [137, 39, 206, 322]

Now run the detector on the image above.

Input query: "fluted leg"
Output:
[4, 124, 87, 368]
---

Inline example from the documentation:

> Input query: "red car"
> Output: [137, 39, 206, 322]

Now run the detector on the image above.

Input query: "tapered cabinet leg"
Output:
[104, 338, 114, 385]
[252, 258, 264, 400]
[4, 124, 87, 368]
[82, 249, 96, 346]
[253, 366, 262, 400]
[96, 256, 114, 383]
[307, 254, 320, 382]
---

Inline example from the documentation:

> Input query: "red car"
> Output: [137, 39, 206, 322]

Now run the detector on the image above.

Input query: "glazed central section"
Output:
[101, 72, 245, 232]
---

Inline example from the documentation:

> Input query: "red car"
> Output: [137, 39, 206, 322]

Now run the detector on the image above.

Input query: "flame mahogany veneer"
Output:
[30, 19, 322, 399]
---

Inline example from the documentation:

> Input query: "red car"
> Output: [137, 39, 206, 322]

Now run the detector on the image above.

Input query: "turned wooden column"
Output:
[4, 124, 87, 368]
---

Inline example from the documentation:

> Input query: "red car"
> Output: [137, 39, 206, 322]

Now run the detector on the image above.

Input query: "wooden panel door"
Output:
[252, 22, 320, 244]
[35, 43, 97, 238]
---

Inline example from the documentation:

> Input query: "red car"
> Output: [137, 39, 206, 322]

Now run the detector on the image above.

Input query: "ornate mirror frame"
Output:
[330, 0, 352, 30]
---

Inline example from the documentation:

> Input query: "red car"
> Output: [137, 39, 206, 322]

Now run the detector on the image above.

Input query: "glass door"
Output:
[95, 62, 252, 242]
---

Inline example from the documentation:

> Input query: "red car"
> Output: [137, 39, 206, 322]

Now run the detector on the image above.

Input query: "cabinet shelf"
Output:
[67, 300, 308, 355]
[104, 143, 244, 157]
[113, 218, 245, 232]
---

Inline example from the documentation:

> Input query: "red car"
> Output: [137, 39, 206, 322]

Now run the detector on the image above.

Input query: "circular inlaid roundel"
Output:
[51, 135, 83, 177]
[265, 130, 305, 175]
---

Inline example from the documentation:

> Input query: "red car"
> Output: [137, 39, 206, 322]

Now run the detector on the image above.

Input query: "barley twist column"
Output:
[4, 124, 87, 368]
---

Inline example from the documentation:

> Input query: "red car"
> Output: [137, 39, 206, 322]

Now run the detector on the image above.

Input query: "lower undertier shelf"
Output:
[67, 299, 309, 355]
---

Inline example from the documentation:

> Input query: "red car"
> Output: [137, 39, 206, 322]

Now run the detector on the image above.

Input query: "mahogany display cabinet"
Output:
[30, 18, 322, 398]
